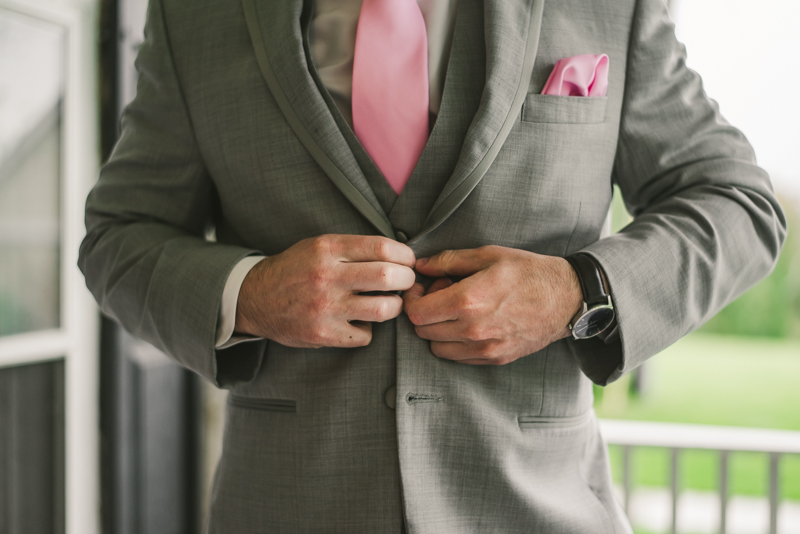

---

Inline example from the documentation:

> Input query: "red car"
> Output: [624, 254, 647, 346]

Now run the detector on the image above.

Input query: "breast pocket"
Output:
[522, 94, 608, 124]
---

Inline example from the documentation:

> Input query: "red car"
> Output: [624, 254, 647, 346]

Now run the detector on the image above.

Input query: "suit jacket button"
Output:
[396, 231, 408, 244]
[384, 386, 397, 409]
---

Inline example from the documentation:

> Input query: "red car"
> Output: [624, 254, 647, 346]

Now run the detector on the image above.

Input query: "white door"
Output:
[0, 0, 99, 532]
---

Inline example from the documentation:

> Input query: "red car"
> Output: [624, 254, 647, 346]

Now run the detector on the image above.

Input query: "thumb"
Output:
[402, 282, 426, 312]
[415, 248, 491, 278]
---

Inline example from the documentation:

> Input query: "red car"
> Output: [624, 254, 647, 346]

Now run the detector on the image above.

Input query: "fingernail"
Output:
[417, 258, 428, 267]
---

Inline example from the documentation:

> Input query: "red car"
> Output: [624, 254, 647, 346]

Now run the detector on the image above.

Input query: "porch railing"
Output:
[599, 419, 800, 534]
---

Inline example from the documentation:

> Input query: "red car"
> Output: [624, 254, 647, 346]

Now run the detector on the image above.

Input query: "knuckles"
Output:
[376, 264, 394, 287]
[463, 323, 489, 342]
[476, 341, 501, 359]
[307, 269, 332, 292]
[456, 293, 482, 314]
[436, 249, 458, 268]
[308, 325, 333, 346]
[467, 341, 512, 363]
[307, 294, 333, 317]
[491, 260, 514, 280]
[373, 299, 390, 320]
[374, 298, 401, 322]
[309, 235, 335, 257]
[373, 238, 392, 262]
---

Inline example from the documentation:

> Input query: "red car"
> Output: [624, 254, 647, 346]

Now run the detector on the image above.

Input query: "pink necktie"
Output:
[352, 0, 429, 195]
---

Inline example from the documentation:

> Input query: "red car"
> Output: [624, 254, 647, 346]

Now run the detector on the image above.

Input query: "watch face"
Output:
[572, 306, 615, 339]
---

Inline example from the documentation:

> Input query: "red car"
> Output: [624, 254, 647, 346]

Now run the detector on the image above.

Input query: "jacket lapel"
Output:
[241, 0, 395, 239]
[410, 0, 546, 244]
[387, 0, 486, 237]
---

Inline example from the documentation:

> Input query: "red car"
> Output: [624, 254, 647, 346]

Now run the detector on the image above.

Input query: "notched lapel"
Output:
[411, 0, 546, 244]
[241, 0, 395, 239]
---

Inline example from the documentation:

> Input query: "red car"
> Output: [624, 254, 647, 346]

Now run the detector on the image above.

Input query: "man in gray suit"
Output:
[79, 0, 786, 531]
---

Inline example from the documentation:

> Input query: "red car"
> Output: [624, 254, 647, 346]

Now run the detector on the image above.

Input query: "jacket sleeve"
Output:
[571, 0, 787, 385]
[78, 0, 263, 387]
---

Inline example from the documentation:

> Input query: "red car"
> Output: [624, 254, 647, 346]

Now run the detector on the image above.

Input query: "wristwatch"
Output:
[564, 253, 615, 340]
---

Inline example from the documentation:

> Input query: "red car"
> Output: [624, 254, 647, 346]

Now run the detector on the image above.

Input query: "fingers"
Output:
[414, 246, 496, 277]
[414, 320, 465, 342]
[340, 262, 416, 292]
[429, 340, 513, 365]
[338, 321, 373, 347]
[456, 358, 497, 366]
[426, 277, 453, 294]
[404, 282, 461, 325]
[347, 295, 404, 323]
[326, 235, 416, 267]
[306, 320, 373, 348]
[402, 282, 426, 310]
[430, 341, 483, 361]
[404, 277, 455, 329]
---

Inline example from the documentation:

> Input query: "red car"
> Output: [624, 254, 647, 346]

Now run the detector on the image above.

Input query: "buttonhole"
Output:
[406, 393, 444, 404]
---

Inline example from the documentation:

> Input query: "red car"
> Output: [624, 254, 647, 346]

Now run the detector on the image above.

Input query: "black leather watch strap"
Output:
[565, 253, 608, 307]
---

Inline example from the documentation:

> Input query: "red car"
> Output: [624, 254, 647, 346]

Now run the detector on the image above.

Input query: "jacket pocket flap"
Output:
[518, 410, 592, 429]
[228, 394, 296, 412]
[522, 94, 608, 124]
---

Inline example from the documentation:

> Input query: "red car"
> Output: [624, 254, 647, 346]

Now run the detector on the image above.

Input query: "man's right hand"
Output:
[234, 234, 416, 348]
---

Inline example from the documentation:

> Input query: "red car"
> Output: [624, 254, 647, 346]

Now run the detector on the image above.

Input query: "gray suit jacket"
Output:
[79, 0, 786, 531]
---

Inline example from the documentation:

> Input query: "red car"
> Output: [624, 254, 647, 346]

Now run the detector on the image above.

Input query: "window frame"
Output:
[0, 0, 100, 532]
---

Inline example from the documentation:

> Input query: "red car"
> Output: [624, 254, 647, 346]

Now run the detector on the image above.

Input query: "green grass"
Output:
[595, 332, 800, 500]
[607, 447, 800, 499]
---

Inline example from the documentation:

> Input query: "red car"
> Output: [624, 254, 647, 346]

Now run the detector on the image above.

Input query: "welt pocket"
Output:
[228, 394, 296, 413]
[518, 410, 591, 429]
[522, 94, 608, 124]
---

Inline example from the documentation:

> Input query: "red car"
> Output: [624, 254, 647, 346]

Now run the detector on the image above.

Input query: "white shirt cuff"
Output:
[215, 255, 267, 349]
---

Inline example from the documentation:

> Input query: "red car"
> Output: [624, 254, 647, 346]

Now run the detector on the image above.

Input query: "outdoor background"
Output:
[596, 0, 800, 532]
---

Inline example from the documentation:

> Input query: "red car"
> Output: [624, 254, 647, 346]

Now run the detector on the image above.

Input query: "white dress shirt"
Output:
[216, 0, 460, 348]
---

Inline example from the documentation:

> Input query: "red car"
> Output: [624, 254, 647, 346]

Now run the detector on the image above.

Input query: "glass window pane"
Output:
[0, 10, 64, 336]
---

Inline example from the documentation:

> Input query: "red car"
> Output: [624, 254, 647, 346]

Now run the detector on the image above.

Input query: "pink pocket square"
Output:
[541, 54, 609, 97]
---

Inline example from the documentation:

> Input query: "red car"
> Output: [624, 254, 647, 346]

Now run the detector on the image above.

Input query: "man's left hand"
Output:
[403, 246, 583, 365]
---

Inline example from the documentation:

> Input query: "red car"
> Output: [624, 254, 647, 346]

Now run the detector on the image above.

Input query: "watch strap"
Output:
[565, 253, 608, 308]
